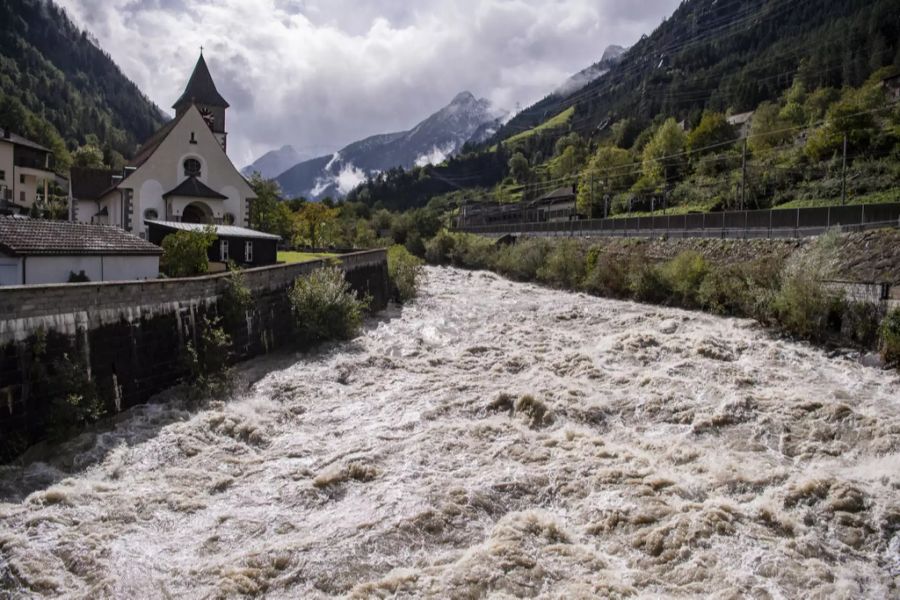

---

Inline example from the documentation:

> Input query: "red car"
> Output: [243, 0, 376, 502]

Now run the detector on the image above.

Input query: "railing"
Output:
[457, 203, 900, 239]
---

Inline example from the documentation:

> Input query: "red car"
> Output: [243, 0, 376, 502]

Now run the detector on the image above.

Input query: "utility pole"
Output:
[740, 138, 748, 211]
[841, 133, 848, 206]
[589, 173, 594, 220]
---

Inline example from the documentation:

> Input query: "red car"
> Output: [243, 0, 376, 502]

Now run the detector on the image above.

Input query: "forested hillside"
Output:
[346, 0, 900, 213]
[0, 0, 167, 171]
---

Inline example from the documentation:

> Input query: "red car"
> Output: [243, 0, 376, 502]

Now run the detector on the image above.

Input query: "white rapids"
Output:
[1, 266, 899, 598]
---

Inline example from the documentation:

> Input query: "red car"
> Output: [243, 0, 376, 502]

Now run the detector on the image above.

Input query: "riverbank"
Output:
[425, 229, 900, 366]
[1, 267, 897, 597]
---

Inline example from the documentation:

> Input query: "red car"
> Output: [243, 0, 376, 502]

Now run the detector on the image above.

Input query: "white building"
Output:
[71, 53, 256, 238]
[0, 128, 58, 216]
[0, 217, 161, 286]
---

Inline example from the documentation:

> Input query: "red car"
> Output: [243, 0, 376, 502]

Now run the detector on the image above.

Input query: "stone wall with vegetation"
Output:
[0, 251, 389, 461]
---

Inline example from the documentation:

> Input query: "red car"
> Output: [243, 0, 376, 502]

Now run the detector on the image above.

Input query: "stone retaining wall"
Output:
[0, 251, 390, 461]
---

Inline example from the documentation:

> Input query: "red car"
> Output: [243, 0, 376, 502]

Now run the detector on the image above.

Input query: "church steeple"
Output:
[173, 53, 229, 150]
[173, 53, 229, 112]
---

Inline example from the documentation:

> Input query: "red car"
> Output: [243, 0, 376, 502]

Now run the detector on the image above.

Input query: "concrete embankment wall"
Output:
[0, 251, 390, 460]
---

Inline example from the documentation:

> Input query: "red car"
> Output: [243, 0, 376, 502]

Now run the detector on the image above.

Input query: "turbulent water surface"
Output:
[1, 267, 899, 598]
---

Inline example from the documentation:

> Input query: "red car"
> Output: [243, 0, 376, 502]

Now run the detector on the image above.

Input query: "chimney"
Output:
[2, 128, 9, 140]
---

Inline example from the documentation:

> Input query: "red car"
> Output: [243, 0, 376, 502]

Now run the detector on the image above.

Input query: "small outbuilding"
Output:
[145, 220, 280, 268]
[0, 217, 162, 286]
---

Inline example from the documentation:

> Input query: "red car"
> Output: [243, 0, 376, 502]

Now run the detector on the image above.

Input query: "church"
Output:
[71, 53, 256, 238]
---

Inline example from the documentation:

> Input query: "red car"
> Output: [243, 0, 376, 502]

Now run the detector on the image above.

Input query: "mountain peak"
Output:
[451, 91, 477, 105]
[601, 45, 626, 62]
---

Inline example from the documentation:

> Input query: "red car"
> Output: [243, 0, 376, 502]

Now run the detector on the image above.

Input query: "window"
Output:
[0, 170, 5, 181]
[183, 158, 201, 178]
[19, 174, 25, 184]
[220, 239, 229, 261]
[245, 241, 254, 263]
[223, 212, 235, 225]
[143, 208, 159, 221]
[19, 191, 25, 203]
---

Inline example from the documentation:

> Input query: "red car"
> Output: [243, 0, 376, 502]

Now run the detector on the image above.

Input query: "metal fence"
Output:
[457, 203, 900, 239]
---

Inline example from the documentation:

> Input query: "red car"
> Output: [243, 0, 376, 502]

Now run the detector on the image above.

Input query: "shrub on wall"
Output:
[221, 265, 254, 329]
[161, 227, 217, 278]
[289, 266, 368, 344]
[387, 245, 425, 303]
[184, 315, 233, 399]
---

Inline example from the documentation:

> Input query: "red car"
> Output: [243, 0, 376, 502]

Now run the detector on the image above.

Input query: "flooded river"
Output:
[1, 267, 899, 598]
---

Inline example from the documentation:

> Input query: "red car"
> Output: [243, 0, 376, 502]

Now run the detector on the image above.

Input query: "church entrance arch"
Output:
[182, 202, 214, 224]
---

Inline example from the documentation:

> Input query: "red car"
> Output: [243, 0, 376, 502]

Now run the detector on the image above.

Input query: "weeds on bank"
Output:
[387, 245, 425, 303]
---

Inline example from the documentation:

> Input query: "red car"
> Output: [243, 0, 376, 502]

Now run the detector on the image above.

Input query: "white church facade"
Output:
[72, 54, 256, 237]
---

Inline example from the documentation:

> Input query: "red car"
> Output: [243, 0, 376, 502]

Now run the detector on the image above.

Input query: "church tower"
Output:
[172, 53, 229, 151]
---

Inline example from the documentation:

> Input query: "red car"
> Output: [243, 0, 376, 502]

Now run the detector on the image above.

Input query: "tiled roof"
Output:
[162, 176, 229, 200]
[172, 54, 230, 109]
[0, 218, 162, 256]
[146, 220, 281, 240]
[70, 167, 117, 200]
[0, 128, 51, 152]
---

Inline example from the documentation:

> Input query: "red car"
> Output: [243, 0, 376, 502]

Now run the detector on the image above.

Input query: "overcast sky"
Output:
[57, 0, 680, 168]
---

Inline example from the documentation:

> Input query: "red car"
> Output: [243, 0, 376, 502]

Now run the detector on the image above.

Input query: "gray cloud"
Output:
[57, 0, 680, 168]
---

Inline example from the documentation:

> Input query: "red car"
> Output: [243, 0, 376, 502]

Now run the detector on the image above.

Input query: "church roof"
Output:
[127, 110, 187, 169]
[162, 176, 229, 200]
[146, 220, 281, 241]
[172, 54, 229, 109]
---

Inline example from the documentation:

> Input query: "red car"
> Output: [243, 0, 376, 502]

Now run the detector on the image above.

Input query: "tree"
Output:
[71, 144, 104, 168]
[247, 172, 283, 233]
[551, 145, 582, 179]
[748, 102, 792, 155]
[160, 227, 216, 278]
[576, 146, 635, 216]
[292, 202, 339, 248]
[687, 112, 735, 154]
[641, 118, 686, 183]
[508, 152, 530, 183]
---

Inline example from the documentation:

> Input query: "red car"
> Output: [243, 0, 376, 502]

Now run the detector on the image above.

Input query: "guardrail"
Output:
[457, 203, 900, 239]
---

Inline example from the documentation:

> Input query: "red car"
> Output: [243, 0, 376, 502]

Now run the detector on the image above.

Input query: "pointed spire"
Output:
[172, 53, 229, 110]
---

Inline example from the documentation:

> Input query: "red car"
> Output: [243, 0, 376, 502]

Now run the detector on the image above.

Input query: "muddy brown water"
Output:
[1, 267, 899, 598]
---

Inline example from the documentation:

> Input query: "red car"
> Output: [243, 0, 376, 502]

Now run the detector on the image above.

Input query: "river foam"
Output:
[1, 267, 899, 598]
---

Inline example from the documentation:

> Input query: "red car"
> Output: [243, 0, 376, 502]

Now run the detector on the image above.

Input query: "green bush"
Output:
[387, 244, 425, 303]
[161, 227, 216, 277]
[771, 232, 844, 341]
[449, 234, 496, 269]
[659, 251, 709, 307]
[184, 316, 233, 399]
[220, 266, 254, 329]
[493, 238, 549, 281]
[772, 269, 844, 341]
[289, 266, 368, 344]
[628, 253, 671, 304]
[47, 352, 103, 440]
[424, 230, 456, 264]
[879, 309, 900, 366]
[536, 239, 585, 289]
[582, 250, 631, 298]
[841, 301, 882, 348]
